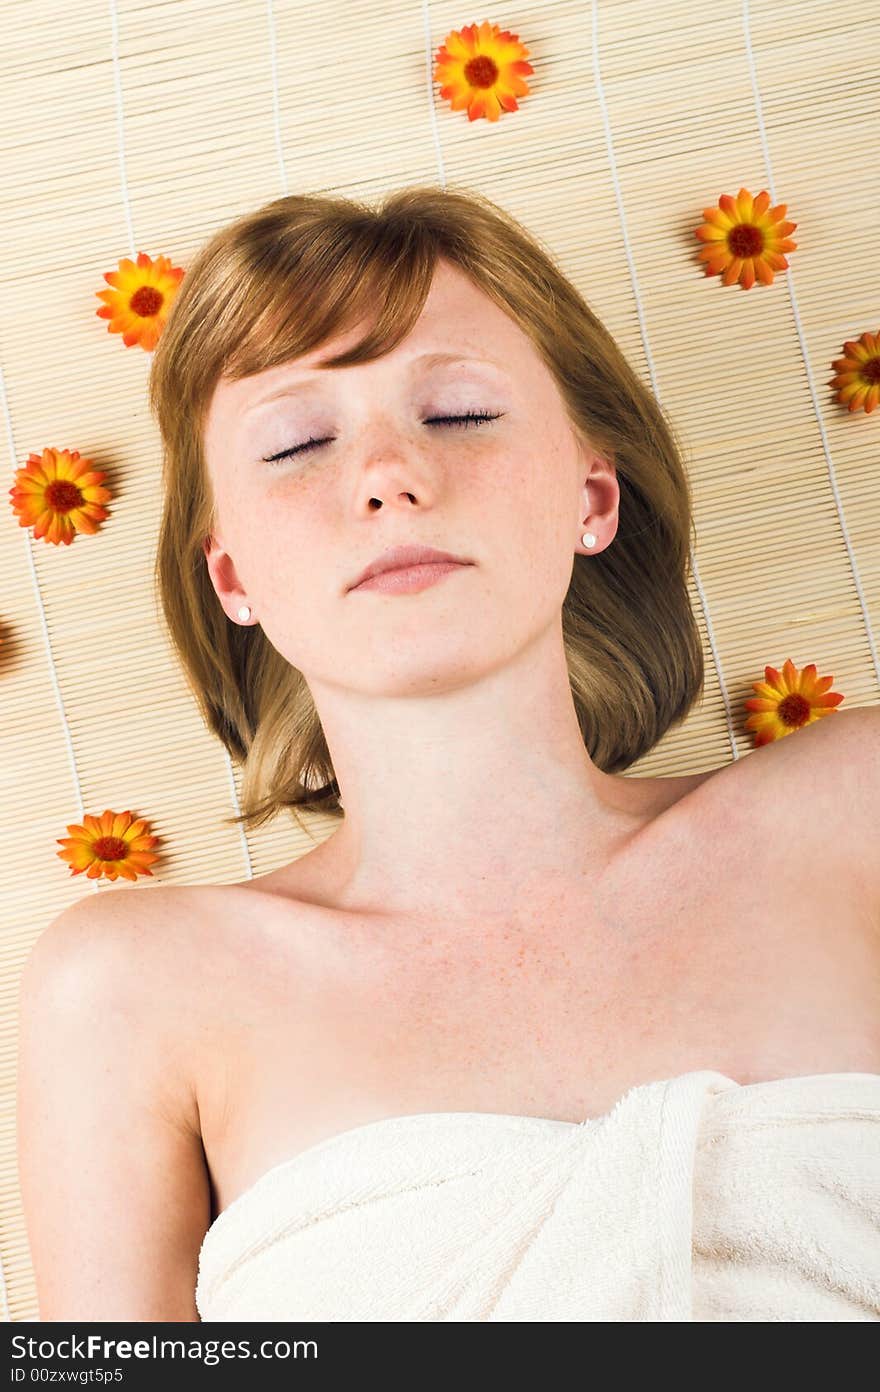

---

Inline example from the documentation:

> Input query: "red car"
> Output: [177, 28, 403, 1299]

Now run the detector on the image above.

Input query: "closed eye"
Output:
[261, 411, 504, 464]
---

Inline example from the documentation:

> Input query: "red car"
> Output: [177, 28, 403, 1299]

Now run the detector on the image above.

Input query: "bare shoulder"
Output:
[795, 706, 880, 903]
[716, 706, 880, 915]
[18, 885, 212, 1319]
[22, 883, 205, 1135]
[742, 705, 877, 820]
[25, 884, 199, 1025]
[21, 883, 218, 1146]
[26, 886, 149, 1004]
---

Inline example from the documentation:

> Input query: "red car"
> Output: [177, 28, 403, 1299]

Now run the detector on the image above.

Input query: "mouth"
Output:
[349, 559, 472, 595]
[348, 545, 473, 592]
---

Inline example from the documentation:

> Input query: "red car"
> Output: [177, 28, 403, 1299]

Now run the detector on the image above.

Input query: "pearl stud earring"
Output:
[237, 605, 251, 621]
[582, 532, 596, 548]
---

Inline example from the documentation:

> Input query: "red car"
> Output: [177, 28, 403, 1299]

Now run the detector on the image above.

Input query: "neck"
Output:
[299, 624, 651, 924]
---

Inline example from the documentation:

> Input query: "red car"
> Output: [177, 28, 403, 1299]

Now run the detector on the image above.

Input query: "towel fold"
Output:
[195, 1069, 880, 1322]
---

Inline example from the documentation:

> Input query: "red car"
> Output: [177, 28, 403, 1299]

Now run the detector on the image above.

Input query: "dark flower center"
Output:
[861, 356, 880, 384]
[92, 836, 129, 862]
[464, 55, 499, 89]
[727, 223, 764, 258]
[776, 693, 811, 728]
[130, 285, 163, 318]
[45, 479, 83, 513]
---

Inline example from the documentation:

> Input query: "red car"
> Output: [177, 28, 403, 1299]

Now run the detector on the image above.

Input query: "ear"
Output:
[202, 532, 250, 623]
[578, 444, 620, 553]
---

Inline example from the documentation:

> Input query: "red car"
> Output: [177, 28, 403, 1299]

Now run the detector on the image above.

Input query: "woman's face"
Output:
[202, 257, 618, 695]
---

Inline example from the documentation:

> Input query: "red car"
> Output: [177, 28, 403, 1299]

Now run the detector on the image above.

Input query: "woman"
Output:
[18, 187, 880, 1322]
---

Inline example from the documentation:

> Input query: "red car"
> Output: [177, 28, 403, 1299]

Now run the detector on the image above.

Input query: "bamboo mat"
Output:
[1, 0, 878, 1322]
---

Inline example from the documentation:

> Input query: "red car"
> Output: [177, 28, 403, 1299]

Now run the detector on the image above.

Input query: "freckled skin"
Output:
[202, 255, 630, 925]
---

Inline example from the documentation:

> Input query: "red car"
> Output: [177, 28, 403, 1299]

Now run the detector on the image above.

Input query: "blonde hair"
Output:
[149, 185, 704, 833]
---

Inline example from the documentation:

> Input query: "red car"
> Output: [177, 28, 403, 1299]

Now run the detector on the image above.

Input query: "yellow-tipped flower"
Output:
[828, 330, 880, 414]
[8, 447, 111, 546]
[694, 187, 797, 290]
[743, 658, 843, 745]
[433, 20, 534, 122]
[95, 250, 184, 351]
[56, 810, 161, 882]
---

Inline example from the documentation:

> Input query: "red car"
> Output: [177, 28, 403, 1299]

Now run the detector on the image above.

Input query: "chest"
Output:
[197, 794, 879, 1201]
[346, 812, 877, 1107]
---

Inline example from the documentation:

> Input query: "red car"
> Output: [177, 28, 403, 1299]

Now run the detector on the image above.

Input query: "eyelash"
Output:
[261, 411, 503, 464]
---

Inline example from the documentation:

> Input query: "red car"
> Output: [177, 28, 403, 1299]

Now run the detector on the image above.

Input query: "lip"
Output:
[351, 560, 470, 595]
[348, 545, 473, 591]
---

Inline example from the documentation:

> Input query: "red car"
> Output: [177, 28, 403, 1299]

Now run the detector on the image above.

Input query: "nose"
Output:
[366, 488, 421, 511]
[355, 434, 434, 512]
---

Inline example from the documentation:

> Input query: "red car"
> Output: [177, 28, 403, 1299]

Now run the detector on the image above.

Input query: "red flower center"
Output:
[727, 223, 764, 257]
[129, 284, 163, 318]
[776, 692, 811, 728]
[45, 479, 83, 513]
[464, 55, 499, 88]
[862, 355, 880, 384]
[92, 835, 129, 862]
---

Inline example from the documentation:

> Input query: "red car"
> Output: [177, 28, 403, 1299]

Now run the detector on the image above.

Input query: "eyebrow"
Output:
[245, 351, 506, 414]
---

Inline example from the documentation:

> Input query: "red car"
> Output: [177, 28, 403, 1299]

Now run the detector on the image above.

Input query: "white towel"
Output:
[195, 1069, 880, 1321]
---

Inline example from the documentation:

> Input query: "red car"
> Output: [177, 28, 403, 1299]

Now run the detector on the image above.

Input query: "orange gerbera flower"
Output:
[694, 188, 797, 290]
[56, 809, 161, 882]
[433, 20, 534, 122]
[743, 658, 844, 745]
[8, 447, 111, 546]
[95, 250, 184, 351]
[828, 330, 880, 414]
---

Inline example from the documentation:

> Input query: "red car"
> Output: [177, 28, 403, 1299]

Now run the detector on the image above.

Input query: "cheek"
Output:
[224, 492, 314, 597]
[486, 444, 571, 543]
[476, 448, 534, 514]
[503, 453, 579, 598]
